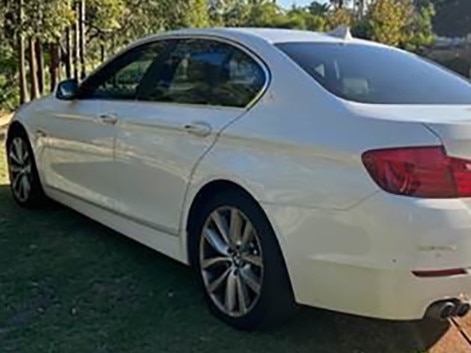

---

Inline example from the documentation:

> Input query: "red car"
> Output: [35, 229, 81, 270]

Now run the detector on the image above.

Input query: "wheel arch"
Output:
[6, 120, 47, 191]
[185, 180, 249, 264]
[6, 121, 28, 144]
[184, 179, 289, 269]
[5, 119, 48, 207]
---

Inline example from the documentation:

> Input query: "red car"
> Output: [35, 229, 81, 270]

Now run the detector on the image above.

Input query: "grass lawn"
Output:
[0, 129, 449, 353]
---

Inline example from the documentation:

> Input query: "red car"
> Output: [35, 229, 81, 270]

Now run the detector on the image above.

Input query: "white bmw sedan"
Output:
[7, 28, 471, 329]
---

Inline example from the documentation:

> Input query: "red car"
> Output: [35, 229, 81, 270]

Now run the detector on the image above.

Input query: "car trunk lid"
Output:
[346, 102, 471, 160]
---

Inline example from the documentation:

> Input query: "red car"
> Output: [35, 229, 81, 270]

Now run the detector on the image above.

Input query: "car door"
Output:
[41, 41, 169, 209]
[112, 38, 268, 235]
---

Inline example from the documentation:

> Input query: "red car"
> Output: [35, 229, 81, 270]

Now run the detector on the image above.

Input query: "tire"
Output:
[6, 127, 48, 208]
[189, 190, 296, 330]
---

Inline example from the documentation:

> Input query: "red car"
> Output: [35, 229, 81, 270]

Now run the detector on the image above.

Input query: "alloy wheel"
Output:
[199, 206, 264, 318]
[8, 137, 33, 202]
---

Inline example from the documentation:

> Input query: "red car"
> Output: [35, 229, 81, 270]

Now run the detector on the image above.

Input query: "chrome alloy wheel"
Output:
[199, 207, 264, 317]
[8, 137, 33, 202]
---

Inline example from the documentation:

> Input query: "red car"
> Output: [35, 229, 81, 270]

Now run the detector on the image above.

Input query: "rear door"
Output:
[113, 38, 268, 235]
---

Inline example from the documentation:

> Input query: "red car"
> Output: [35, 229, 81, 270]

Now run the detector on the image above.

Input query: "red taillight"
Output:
[362, 146, 471, 198]
[412, 268, 467, 277]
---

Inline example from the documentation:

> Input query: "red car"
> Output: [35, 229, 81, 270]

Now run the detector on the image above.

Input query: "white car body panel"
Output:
[38, 99, 118, 209]
[10, 28, 471, 321]
[426, 120, 471, 160]
[262, 196, 471, 319]
[112, 101, 244, 234]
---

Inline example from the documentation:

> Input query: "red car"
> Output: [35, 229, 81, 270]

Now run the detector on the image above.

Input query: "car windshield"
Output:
[276, 42, 471, 105]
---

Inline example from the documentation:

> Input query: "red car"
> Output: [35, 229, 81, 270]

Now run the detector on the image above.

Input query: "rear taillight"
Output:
[412, 268, 467, 277]
[362, 146, 471, 198]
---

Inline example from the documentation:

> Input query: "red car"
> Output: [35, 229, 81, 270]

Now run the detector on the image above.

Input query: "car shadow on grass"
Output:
[0, 184, 449, 353]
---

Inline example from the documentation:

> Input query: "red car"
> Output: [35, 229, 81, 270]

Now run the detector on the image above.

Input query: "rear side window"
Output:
[139, 39, 266, 108]
[276, 42, 471, 105]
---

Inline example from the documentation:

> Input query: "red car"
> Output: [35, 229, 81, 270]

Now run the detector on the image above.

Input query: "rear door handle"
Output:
[184, 121, 212, 137]
[97, 114, 118, 125]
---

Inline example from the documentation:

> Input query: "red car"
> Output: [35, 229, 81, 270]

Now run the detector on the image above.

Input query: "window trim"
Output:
[76, 34, 271, 110]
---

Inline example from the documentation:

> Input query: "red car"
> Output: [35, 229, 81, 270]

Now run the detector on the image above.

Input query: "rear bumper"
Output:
[262, 193, 471, 320]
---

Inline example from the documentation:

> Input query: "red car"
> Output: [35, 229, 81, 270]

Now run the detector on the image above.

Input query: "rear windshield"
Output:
[276, 42, 471, 105]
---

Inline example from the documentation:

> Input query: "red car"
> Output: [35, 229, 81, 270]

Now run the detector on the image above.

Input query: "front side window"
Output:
[276, 42, 471, 105]
[139, 39, 266, 108]
[79, 41, 168, 100]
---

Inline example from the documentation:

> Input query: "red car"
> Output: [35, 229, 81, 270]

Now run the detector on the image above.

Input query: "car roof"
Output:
[140, 27, 372, 46]
[211, 27, 346, 44]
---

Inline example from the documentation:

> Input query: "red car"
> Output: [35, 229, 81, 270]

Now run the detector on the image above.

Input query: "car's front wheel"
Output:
[7, 128, 47, 208]
[190, 190, 295, 330]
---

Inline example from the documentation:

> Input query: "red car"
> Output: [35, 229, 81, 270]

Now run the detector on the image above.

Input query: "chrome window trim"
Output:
[78, 34, 271, 111]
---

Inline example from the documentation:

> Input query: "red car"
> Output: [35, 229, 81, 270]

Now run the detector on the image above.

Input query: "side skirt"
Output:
[44, 186, 188, 265]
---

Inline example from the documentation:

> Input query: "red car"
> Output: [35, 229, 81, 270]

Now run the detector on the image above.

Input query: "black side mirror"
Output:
[56, 79, 78, 100]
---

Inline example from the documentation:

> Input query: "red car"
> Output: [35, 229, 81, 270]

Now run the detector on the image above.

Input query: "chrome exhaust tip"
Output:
[456, 302, 470, 318]
[426, 301, 457, 321]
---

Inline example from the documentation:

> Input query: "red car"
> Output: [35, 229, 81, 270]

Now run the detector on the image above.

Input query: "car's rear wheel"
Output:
[190, 190, 295, 330]
[7, 129, 47, 208]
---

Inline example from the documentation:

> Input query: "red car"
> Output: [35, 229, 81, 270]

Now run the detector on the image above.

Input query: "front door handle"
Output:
[184, 121, 212, 137]
[97, 114, 118, 125]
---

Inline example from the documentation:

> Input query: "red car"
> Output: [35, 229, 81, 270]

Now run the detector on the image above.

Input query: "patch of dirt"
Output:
[429, 322, 471, 353]
[0, 113, 13, 128]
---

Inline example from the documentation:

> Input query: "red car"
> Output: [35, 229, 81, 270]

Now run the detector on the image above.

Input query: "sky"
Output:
[278, 0, 327, 8]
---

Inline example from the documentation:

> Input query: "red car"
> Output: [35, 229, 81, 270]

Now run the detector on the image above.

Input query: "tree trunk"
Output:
[358, 0, 365, 18]
[57, 46, 62, 84]
[28, 37, 40, 100]
[35, 41, 45, 94]
[65, 27, 73, 79]
[73, 3, 80, 81]
[112, 33, 117, 55]
[49, 43, 60, 91]
[100, 42, 106, 63]
[18, 0, 29, 104]
[79, 0, 86, 79]
[18, 35, 29, 104]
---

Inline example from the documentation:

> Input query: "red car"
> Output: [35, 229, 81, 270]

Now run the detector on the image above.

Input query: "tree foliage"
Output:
[403, 0, 435, 52]
[22, 0, 75, 42]
[368, 0, 410, 47]
[365, 0, 435, 50]
[328, 8, 354, 28]
[87, 0, 126, 32]
[308, 1, 330, 16]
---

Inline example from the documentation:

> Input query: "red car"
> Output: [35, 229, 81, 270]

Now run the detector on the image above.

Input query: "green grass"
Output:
[0, 132, 448, 353]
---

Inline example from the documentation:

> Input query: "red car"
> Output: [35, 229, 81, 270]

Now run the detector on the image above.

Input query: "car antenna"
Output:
[327, 25, 353, 40]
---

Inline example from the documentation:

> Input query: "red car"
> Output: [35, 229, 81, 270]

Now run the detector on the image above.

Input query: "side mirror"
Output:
[56, 79, 78, 100]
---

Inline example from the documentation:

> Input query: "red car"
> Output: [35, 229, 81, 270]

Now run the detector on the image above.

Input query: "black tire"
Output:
[6, 127, 48, 208]
[189, 190, 296, 330]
